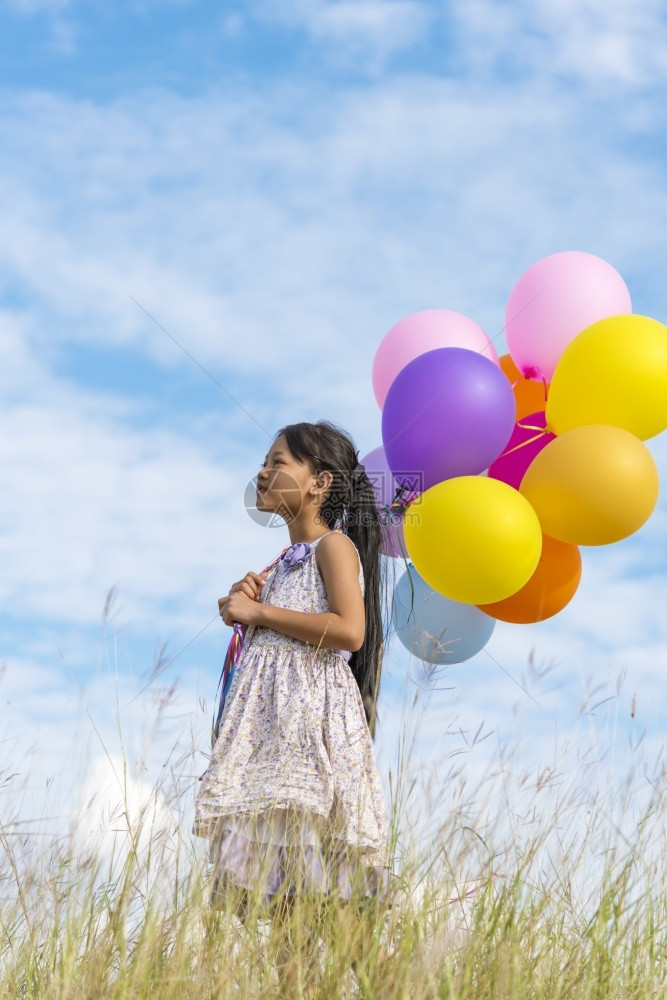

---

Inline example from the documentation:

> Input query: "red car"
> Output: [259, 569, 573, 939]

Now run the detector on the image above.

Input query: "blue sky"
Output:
[1, 0, 667, 881]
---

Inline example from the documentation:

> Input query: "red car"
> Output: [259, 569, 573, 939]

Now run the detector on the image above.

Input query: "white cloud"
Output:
[1, 78, 664, 390]
[450, 0, 667, 89]
[255, 0, 433, 68]
[70, 752, 180, 881]
[535, 0, 667, 86]
[0, 375, 236, 630]
[0, 652, 207, 928]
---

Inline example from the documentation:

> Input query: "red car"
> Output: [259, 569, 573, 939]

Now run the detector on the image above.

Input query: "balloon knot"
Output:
[379, 486, 421, 521]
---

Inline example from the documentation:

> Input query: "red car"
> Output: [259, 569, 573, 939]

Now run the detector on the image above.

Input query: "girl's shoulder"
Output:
[313, 528, 359, 553]
[314, 530, 362, 575]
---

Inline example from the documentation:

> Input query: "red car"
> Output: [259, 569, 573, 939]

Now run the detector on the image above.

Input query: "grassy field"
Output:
[2, 668, 666, 999]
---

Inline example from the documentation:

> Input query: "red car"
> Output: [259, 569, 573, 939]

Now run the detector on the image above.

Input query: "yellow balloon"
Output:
[520, 424, 659, 545]
[547, 314, 667, 440]
[403, 476, 542, 604]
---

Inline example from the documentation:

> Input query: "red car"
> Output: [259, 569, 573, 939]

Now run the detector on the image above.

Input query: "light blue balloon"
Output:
[392, 565, 495, 664]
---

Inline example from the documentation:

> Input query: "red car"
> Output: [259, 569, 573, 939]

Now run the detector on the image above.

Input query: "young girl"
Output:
[192, 419, 394, 989]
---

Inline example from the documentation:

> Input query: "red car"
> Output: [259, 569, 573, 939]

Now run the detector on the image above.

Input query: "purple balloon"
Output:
[381, 347, 516, 493]
[488, 410, 555, 490]
[359, 445, 407, 559]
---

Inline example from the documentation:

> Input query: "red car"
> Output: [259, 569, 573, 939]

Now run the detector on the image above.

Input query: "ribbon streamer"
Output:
[211, 544, 290, 746]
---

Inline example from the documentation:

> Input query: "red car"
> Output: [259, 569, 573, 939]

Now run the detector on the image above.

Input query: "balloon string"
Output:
[396, 533, 416, 624]
[380, 486, 419, 623]
[510, 372, 549, 402]
[497, 428, 548, 460]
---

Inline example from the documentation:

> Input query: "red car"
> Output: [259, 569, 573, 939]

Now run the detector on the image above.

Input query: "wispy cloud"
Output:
[1, 72, 665, 654]
[450, 0, 667, 88]
[0, 73, 664, 629]
[253, 0, 433, 68]
[1, 78, 664, 377]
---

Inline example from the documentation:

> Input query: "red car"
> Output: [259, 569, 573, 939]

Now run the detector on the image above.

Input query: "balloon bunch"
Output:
[362, 251, 667, 664]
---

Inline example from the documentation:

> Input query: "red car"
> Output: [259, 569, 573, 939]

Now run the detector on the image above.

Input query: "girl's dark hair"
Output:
[276, 420, 395, 739]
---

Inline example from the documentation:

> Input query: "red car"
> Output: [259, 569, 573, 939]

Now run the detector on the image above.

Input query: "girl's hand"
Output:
[218, 591, 262, 627]
[227, 571, 267, 600]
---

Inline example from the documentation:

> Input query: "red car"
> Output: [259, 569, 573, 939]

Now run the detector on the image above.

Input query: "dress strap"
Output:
[311, 529, 338, 545]
[313, 528, 363, 580]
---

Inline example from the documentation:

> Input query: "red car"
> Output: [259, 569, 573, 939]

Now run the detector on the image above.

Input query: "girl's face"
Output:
[256, 433, 320, 521]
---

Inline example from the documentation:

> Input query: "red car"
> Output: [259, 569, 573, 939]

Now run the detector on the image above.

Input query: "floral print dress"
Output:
[193, 531, 390, 905]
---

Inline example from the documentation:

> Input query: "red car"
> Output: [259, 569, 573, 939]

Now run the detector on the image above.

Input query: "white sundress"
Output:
[192, 531, 391, 906]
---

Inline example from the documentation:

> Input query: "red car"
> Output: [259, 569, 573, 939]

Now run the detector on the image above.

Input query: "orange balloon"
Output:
[479, 534, 581, 623]
[500, 354, 550, 421]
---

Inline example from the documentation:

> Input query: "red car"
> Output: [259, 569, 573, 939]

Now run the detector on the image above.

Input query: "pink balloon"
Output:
[359, 445, 408, 559]
[372, 309, 500, 409]
[506, 251, 632, 383]
[487, 411, 555, 490]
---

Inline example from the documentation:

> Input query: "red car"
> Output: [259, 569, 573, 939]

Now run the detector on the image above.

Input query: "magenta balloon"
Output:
[487, 411, 555, 489]
[359, 445, 407, 559]
[505, 251, 632, 382]
[381, 347, 516, 493]
[372, 309, 499, 409]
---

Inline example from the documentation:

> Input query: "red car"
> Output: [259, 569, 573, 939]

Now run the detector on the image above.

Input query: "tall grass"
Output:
[1, 647, 666, 999]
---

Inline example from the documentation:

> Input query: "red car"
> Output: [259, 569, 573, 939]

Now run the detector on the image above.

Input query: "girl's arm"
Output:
[261, 532, 365, 649]
[219, 533, 365, 651]
[254, 604, 361, 651]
